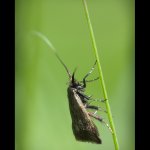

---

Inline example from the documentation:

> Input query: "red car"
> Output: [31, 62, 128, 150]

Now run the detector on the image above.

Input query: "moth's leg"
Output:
[77, 91, 106, 103]
[82, 60, 97, 88]
[77, 91, 91, 101]
[85, 105, 107, 113]
[77, 91, 106, 105]
[85, 105, 99, 115]
[79, 77, 99, 83]
[88, 112, 113, 133]
[88, 98, 107, 104]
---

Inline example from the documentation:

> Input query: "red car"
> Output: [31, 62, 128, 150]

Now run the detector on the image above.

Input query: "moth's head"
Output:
[69, 71, 83, 90]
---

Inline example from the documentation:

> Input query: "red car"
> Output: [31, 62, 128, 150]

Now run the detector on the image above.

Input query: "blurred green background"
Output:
[15, 0, 134, 150]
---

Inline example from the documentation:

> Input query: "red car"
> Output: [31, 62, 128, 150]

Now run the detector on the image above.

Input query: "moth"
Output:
[33, 31, 111, 144]
[55, 54, 111, 144]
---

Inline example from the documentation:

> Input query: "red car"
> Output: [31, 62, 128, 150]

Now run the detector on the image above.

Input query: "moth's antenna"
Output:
[32, 31, 72, 79]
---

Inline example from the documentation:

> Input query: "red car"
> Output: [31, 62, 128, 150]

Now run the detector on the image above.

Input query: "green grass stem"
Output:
[82, 0, 119, 149]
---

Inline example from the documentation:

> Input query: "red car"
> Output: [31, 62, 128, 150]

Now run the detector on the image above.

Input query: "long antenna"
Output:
[32, 31, 72, 79]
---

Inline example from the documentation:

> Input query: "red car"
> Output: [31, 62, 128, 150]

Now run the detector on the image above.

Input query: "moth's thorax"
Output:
[69, 79, 85, 92]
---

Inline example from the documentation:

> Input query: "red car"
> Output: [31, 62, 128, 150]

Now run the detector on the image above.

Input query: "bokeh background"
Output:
[15, 0, 134, 150]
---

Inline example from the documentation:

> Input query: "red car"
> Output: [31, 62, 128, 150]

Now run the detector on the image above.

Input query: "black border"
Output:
[136, 0, 149, 149]
[1, 0, 15, 149]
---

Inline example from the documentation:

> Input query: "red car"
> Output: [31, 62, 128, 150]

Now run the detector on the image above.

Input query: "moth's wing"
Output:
[67, 87, 102, 144]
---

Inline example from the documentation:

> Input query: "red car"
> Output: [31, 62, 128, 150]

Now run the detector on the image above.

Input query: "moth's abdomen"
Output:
[67, 87, 102, 144]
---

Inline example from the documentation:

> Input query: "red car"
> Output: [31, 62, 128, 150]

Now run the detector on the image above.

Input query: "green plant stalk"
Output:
[82, 0, 119, 149]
